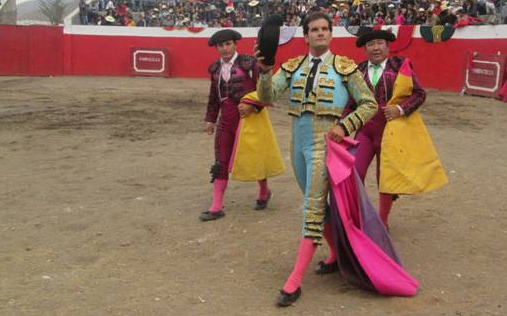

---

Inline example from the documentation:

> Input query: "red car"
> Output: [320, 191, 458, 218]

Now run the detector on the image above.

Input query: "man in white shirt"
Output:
[200, 29, 272, 221]
[343, 29, 426, 229]
[255, 11, 377, 306]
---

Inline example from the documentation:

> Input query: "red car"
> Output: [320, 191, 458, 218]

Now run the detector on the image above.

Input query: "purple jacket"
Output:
[342, 56, 426, 125]
[205, 54, 259, 123]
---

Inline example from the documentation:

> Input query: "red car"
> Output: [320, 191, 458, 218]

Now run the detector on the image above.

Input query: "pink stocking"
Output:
[323, 222, 337, 264]
[257, 179, 269, 201]
[282, 238, 317, 294]
[379, 193, 394, 229]
[210, 179, 228, 212]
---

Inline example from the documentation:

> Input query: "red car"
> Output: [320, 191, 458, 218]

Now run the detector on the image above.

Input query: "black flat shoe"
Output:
[199, 210, 225, 222]
[276, 287, 301, 307]
[315, 261, 339, 275]
[254, 191, 272, 210]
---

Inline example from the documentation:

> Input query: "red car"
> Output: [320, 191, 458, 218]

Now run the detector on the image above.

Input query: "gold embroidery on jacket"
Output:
[290, 90, 304, 103]
[281, 55, 306, 74]
[333, 55, 358, 75]
[293, 78, 306, 90]
[316, 91, 334, 103]
[317, 77, 335, 89]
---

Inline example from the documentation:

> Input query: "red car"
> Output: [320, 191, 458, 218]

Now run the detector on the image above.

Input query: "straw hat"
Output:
[440, 1, 450, 11]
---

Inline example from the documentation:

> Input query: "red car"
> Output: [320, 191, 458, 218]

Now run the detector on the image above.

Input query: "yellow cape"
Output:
[229, 92, 285, 181]
[380, 59, 448, 194]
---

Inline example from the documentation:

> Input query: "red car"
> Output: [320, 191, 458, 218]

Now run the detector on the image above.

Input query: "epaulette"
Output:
[333, 55, 358, 76]
[280, 55, 307, 74]
[208, 59, 221, 75]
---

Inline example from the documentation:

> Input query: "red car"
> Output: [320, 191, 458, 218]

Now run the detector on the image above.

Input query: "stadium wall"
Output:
[0, 25, 63, 76]
[1, 24, 507, 92]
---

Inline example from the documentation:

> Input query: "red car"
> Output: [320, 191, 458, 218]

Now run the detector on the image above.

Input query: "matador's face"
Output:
[304, 18, 332, 53]
[216, 40, 237, 63]
[364, 39, 389, 65]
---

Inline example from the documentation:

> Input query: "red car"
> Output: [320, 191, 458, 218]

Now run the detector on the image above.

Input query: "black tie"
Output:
[305, 58, 321, 97]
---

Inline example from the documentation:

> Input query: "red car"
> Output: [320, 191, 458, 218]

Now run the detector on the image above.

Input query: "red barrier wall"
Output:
[0, 25, 30, 75]
[1, 25, 507, 92]
[0, 25, 63, 76]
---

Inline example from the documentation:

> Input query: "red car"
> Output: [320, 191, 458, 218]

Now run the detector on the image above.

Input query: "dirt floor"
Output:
[0, 76, 506, 316]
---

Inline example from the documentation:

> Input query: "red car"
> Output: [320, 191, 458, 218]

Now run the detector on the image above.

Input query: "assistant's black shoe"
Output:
[315, 261, 339, 275]
[199, 210, 225, 222]
[254, 190, 272, 210]
[276, 287, 301, 307]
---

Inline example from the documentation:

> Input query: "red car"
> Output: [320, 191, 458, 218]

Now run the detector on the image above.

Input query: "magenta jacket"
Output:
[204, 54, 259, 123]
[342, 56, 426, 125]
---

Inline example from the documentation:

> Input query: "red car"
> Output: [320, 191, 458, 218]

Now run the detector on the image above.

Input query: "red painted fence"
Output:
[1, 24, 507, 92]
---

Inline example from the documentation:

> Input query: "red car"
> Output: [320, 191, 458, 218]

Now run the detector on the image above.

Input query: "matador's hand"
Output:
[327, 124, 345, 143]
[238, 103, 255, 118]
[205, 122, 215, 135]
[384, 106, 403, 121]
[254, 43, 273, 74]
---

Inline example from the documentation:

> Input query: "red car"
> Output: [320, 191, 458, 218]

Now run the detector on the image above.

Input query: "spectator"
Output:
[105, 0, 114, 11]
[454, 6, 485, 26]
[79, 0, 88, 25]
[78, 0, 507, 27]
[88, 1, 99, 24]
[415, 8, 428, 24]
[136, 12, 148, 26]
[464, 0, 478, 16]
[395, 8, 406, 24]
[374, 11, 385, 25]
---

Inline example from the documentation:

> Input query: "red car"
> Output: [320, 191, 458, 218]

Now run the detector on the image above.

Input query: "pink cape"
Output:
[326, 138, 419, 296]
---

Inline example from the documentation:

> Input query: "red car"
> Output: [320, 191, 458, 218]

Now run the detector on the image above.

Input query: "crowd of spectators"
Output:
[78, 0, 506, 28]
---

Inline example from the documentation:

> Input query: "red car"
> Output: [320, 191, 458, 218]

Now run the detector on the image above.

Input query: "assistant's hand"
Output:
[383, 106, 403, 121]
[254, 43, 273, 74]
[205, 122, 215, 135]
[238, 103, 255, 118]
[327, 124, 345, 143]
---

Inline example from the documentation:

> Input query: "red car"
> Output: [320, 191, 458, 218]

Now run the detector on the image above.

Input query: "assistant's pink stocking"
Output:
[282, 238, 317, 294]
[257, 179, 270, 201]
[210, 179, 228, 212]
[379, 193, 394, 229]
[323, 222, 337, 264]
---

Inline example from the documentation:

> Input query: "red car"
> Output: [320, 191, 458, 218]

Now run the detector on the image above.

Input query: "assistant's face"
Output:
[216, 40, 237, 62]
[364, 39, 389, 65]
[304, 18, 332, 52]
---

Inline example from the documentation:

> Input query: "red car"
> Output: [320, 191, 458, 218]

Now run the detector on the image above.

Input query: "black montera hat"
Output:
[356, 29, 396, 47]
[257, 15, 283, 66]
[208, 29, 242, 47]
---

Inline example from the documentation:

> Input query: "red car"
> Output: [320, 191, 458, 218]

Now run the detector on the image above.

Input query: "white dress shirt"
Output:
[367, 59, 387, 85]
[367, 59, 405, 116]
[308, 50, 331, 91]
[220, 51, 238, 82]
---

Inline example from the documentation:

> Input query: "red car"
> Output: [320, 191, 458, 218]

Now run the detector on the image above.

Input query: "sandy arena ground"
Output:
[0, 76, 506, 316]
